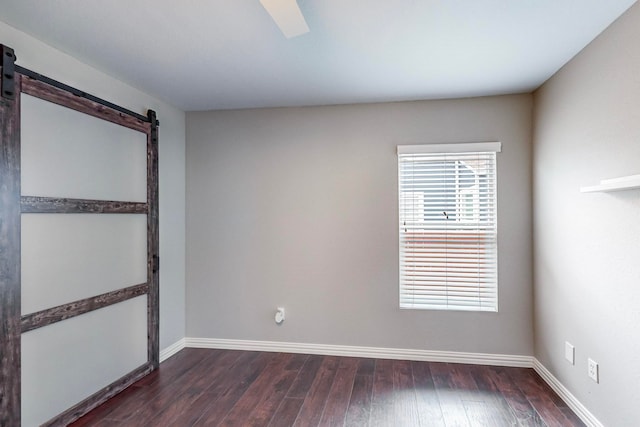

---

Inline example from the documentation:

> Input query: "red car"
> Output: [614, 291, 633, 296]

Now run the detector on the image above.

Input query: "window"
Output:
[397, 142, 501, 312]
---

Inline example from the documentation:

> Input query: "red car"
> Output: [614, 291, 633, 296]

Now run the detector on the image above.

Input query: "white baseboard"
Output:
[160, 338, 186, 362]
[184, 337, 533, 367]
[533, 359, 603, 427]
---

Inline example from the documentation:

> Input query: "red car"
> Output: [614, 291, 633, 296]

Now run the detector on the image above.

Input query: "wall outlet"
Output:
[588, 358, 599, 383]
[565, 342, 575, 365]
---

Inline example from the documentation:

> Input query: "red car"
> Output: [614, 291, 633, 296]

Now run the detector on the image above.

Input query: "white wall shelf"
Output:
[580, 174, 640, 193]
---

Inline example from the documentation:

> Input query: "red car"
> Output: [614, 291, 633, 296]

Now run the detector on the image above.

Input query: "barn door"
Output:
[0, 45, 159, 426]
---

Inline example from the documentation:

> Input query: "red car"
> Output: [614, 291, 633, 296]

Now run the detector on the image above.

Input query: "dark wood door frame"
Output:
[0, 44, 159, 426]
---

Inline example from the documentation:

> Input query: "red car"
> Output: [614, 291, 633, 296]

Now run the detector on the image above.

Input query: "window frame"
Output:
[397, 142, 501, 312]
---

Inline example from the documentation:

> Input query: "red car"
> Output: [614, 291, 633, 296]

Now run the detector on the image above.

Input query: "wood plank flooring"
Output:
[69, 349, 585, 427]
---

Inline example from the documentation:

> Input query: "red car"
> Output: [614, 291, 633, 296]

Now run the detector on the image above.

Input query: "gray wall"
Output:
[186, 95, 533, 355]
[533, 3, 640, 426]
[0, 22, 187, 351]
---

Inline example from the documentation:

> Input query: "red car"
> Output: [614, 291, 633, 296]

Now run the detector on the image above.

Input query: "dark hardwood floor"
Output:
[69, 349, 585, 427]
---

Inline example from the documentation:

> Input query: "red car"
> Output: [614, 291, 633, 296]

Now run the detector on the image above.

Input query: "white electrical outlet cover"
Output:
[565, 342, 575, 365]
[588, 358, 599, 383]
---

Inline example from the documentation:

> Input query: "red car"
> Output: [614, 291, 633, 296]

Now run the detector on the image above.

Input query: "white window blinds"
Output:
[397, 142, 501, 312]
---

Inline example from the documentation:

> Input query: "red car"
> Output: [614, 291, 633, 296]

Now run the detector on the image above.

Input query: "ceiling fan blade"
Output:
[259, 0, 309, 38]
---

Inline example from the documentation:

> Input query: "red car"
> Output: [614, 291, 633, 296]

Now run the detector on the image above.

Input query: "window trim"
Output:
[397, 142, 501, 155]
[397, 141, 501, 312]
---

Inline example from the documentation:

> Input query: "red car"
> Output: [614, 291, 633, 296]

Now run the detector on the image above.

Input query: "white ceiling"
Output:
[0, 0, 636, 111]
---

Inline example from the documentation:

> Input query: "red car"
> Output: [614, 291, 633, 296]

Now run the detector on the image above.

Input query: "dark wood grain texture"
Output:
[317, 357, 359, 426]
[91, 348, 217, 424]
[142, 349, 242, 426]
[293, 356, 340, 427]
[269, 397, 305, 427]
[243, 363, 303, 426]
[220, 353, 299, 427]
[287, 355, 324, 399]
[369, 358, 395, 427]
[431, 362, 474, 427]
[21, 76, 151, 133]
[393, 360, 420, 426]
[343, 363, 373, 426]
[508, 368, 576, 427]
[487, 366, 545, 426]
[21, 283, 149, 333]
[42, 362, 154, 427]
[20, 195, 147, 214]
[71, 349, 587, 427]
[15, 64, 149, 123]
[0, 68, 21, 427]
[453, 363, 514, 427]
[147, 109, 160, 369]
[411, 360, 445, 426]
[196, 352, 277, 426]
[168, 351, 262, 426]
[108, 349, 224, 424]
[469, 365, 526, 425]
